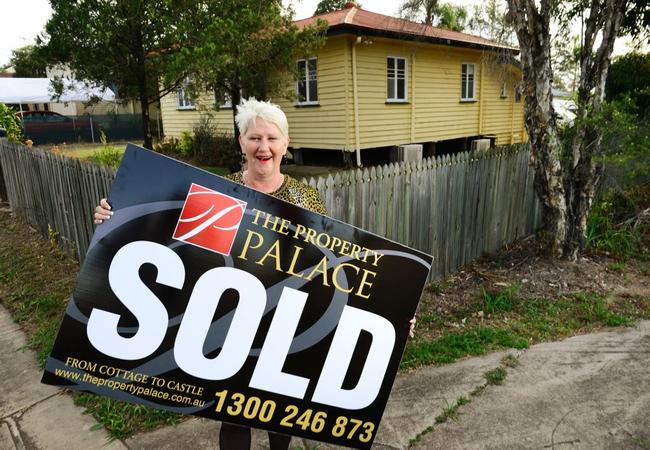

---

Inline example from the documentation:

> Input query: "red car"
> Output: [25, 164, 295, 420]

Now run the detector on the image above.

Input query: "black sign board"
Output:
[42, 144, 432, 449]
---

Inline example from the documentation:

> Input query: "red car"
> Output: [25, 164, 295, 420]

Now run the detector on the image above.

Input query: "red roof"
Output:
[296, 4, 517, 53]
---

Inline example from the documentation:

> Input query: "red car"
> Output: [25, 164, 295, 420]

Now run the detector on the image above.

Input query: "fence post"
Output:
[0, 138, 7, 202]
[89, 115, 95, 143]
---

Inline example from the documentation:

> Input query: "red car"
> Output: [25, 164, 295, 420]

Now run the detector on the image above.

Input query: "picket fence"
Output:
[0, 139, 539, 278]
[302, 145, 540, 278]
[0, 139, 115, 260]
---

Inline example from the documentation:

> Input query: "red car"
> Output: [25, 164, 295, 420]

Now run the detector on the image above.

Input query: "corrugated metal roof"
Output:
[296, 4, 518, 53]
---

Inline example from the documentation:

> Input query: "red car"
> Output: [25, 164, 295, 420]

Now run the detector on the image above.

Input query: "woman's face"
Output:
[239, 117, 288, 180]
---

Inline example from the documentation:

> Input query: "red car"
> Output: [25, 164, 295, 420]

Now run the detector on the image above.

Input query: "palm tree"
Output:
[399, 0, 439, 25]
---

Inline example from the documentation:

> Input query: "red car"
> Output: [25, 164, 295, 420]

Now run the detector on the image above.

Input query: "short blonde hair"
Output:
[235, 97, 289, 138]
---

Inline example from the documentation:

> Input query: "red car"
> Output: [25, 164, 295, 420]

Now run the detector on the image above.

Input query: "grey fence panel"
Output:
[305, 145, 540, 280]
[1, 139, 539, 278]
[0, 139, 116, 261]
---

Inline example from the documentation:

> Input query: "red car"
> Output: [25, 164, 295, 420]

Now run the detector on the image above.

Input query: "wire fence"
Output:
[19, 112, 162, 146]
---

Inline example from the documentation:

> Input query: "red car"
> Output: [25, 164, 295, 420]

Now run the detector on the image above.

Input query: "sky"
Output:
[0, 0, 484, 67]
[0, 0, 641, 68]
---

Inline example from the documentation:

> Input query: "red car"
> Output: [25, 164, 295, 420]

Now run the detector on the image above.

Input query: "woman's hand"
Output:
[409, 316, 417, 338]
[94, 198, 112, 225]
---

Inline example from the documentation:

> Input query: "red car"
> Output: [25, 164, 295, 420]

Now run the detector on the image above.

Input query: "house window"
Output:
[297, 57, 318, 104]
[177, 78, 195, 110]
[500, 81, 507, 98]
[515, 85, 522, 102]
[387, 56, 407, 102]
[461, 63, 476, 101]
[214, 89, 232, 108]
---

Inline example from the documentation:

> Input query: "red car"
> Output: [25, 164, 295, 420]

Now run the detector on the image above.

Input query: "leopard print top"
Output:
[226, 172, 327, 215]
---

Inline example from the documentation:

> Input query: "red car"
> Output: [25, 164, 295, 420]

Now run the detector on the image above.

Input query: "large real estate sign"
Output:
[41, 144, 432, 449]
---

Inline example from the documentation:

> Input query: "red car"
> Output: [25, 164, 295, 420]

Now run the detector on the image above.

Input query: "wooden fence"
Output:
[0, 139, 115, 261]
[302, 144, 540, 279]
[0, 138, 539, 277]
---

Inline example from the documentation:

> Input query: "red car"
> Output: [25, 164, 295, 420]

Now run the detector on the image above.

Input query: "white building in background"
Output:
[0, 76, 115, 114]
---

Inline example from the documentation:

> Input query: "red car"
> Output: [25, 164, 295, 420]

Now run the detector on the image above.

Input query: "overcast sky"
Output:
[0, 0, 640, 68]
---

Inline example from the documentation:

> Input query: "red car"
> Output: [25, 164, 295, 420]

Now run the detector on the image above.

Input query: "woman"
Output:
[94, 98, 414, 449]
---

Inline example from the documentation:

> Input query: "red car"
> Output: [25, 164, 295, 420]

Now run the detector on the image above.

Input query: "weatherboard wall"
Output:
[158, 33, 526, 150]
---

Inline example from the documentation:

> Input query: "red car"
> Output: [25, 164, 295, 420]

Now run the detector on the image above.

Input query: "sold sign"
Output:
[42, 144, 432, 449]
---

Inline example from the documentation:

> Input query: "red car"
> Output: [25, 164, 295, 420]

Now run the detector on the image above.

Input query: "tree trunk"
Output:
[140, 95, 152, 150]
[507, 0, 626, 260]
[507, 0, 567, 257]
[230, 87, 243, 173]
[563, 0, 627, 259]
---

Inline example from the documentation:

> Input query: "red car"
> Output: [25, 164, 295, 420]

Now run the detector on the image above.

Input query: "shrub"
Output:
[87, 131, 123, 168]
[178, 131, 194, 157]
[153, 136, 182, 155]
[586, 185, 649, 258]
[89, 146, 123, 168]
[0, 103, 23, 143]
[191, 115, 239, 170]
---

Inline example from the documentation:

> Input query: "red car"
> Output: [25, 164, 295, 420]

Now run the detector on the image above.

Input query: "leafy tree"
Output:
[505, 0, 633, 259]
[468, 0, 515, 45]
[399, 0, 439, 25]
[0, 104, 23, 143]
[171, 0, 327, 170]
[620, 0, 650, 44]
[9, 45, 46, 78]
[552, 33, 581, 92]
[40, 0, 189, 149]
[606, 52, 650, 117]
[314, 0, 360, 15]
[399, 0, 467, 30]
[436, 4, 468, 31]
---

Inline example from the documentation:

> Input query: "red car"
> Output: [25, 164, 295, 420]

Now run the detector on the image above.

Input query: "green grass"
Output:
[402, 288, 650, 370]
[74, 395, 180, 439]
[434, 396, 470, 424]
[401, 327, 528, 369]
[484, 367, 507, 385]
[633, 436, 650, 449]
[608, 261, 626, 272]
[408, 425, 434, 446]
[427, 281, 446, 295]
[501, 354, 519, 368]
[0, 212, 181, 438]
[481, 283, 520, 315]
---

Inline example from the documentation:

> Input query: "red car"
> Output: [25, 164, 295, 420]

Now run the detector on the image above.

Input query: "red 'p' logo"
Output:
[173, 183, 247, 255]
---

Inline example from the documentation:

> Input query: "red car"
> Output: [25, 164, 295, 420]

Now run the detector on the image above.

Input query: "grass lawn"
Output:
[37, 143, 234, 177]
[35, 141, 137, 158]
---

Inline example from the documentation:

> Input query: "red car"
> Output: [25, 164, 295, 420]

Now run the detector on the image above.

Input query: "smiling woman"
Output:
[227, 98, 327, 214]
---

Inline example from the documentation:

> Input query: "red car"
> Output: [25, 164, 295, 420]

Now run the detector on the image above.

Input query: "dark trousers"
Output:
[219, 423, 291, 450]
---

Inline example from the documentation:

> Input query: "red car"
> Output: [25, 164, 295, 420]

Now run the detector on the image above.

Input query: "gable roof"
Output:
[296, 4, 518, 54]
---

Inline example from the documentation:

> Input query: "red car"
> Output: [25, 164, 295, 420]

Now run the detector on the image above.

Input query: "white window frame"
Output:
[386, 56, 408, 102]
[176, 78, 195, 110]
[500, 81, 507, 98]
[461, 63, 476, 101]
[296, 57, 319, 105]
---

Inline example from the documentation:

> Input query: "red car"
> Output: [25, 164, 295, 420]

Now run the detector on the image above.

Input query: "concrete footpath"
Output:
[1, 304, 648, 449]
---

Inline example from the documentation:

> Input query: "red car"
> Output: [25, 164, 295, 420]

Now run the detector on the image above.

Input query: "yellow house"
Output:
[160, 4, 526, 165]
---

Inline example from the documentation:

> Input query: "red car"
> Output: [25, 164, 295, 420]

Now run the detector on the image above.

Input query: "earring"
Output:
[241, 153, 247, 165]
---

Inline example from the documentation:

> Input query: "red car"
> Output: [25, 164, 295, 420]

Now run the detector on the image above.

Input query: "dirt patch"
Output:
[415, 235, 650, 341]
